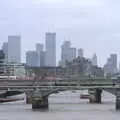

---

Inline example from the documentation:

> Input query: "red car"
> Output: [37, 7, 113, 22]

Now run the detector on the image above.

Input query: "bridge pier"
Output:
[25, 92, 32, 104]
[88, 89, 102, 104]
[32, 91, 48, 109]
[116, 89, 120, 111]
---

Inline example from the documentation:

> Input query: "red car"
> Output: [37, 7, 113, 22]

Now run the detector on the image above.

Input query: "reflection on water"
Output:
[0, 91, 120, 120]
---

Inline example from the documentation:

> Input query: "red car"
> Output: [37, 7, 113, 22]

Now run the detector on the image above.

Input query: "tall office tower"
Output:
[2, 42, 8, 62]
[26, 51, 39, 67]
[69, 48, 76, 61]
[36, 43, 44, 67]
[104, 53, 117, 74]
[36, 43, 44, 53]
[92, 54, 97, 66]
[40, 51, 45, 67]
[0, 50, 5, 74]
[36, 43, 45, 67]
[61, 41, 71, 67]
[78, 48, 84, 58]
[61, 41, 77, 67]
[45, 32, 56, 67]
[110, 54, 117, 69]
[8, 35, 21, 63]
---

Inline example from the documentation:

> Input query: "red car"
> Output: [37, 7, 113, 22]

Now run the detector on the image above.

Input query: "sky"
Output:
[0, 0, 120, 67]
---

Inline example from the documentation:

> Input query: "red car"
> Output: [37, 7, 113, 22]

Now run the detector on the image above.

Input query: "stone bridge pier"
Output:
[32, 91, 49, 109]
[25, 91, 33, 104]
[88, 89, 102, 104]
[116, 89, 120, 111]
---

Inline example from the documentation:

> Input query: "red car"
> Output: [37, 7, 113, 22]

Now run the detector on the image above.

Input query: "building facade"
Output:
[36, 43, 45, 67]
[8, 35, 21, 63]
[78, 48, 84, 58]
[26, 51, 39, 67]
[60, 41, 76, 67]
[45, 32, 56, 67]
[0, 50, 5, 75]
[92, 54, 97, 66]
[2, 42, 8, 62]
[104, 53, 118, 74]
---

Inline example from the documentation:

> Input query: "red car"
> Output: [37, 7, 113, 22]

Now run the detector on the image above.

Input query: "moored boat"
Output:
[0, 91, 26, 103]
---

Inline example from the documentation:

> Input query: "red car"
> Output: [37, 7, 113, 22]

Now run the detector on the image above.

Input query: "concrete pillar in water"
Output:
[116, 90, 120, 110]
[88, 89, 102, 103]
[32, 91, 48, 109]
[26, 92, 32, 104]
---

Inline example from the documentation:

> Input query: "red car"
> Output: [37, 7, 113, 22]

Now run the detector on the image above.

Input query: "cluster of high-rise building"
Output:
[26, 32, 56, 67]
[59, 41, 84, 67]
[0, 32, 119, 75]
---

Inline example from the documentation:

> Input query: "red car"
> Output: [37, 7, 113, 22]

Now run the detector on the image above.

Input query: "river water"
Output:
[0, 90, 120, 120]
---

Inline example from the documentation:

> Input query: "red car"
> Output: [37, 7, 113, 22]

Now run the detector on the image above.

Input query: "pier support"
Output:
[26, 92, 32, 104]
[32, 91, 48, 109]
[116, 89, 120, 110]
[88, 89, 102, 104]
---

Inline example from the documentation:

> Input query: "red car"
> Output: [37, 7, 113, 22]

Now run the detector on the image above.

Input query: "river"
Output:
[0, 90, 120, 120]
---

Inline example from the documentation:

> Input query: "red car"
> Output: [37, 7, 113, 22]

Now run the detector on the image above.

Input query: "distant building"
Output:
[0, 50, 5, 75]
[40, 51, 45, 67]
[2, 42, 8, 62]
[78, 48, 84, 58]
[45, 32, 56, 67]
[36, 43, 44, 67]
[92, 54, 97, 66]
[36, 43, 44, 53]
[69, 48, 76, 61]
[26, 51, 39, 67]
[104, 53, 117, 74]
[60, 41, 76, 67]
[8, 35, 21, 63]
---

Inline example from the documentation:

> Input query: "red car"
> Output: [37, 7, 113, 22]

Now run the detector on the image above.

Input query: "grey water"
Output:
[0, 90, 120, 120]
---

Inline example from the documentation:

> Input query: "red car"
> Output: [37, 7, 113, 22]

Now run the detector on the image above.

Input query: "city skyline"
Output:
[0, 33, 120, 67]
[0, 0, 120, 66]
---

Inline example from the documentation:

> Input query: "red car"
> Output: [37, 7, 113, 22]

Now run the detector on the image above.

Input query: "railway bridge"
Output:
[0, 77, 120, 110]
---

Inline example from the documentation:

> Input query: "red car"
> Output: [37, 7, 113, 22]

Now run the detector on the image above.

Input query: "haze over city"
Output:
[0, 0, 120, 66]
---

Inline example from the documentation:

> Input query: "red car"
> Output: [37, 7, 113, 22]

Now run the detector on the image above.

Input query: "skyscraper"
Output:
[61, 41, 70, 63]
[2, 42, 8, 62]
[104, 54, 117, 74]
[78, 48, 84, 58]
[26, 51, 39, 67]
[45, 32, 56, 67]
[110, 54, 117, 69]
[36, 43, 44, 53]
[36, 43, 45, 67]
[92, 54, 97, 66]
[69, 48, 76, 61]
[0, 50, 5, 74]
[60, 41, 76, 67]
[8, 35, 21, 63]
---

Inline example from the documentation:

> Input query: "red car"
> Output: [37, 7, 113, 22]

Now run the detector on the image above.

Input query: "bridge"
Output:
[0, 77, 120, 110]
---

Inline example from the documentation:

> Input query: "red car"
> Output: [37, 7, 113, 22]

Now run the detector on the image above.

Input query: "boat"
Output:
[0, 90, 26, 103]
[80, 94, 90, 99]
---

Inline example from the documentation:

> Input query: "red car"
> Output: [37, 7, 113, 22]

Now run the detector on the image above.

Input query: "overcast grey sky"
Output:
[0, 0, 120, 66]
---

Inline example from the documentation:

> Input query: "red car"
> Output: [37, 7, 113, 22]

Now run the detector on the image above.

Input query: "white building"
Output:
[78, 48, 84, 58]
[26, 51, 39, 67]
[2, 42, 8, 61]
[8, 35, 21, 63]
[45, 32, 56, 67]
